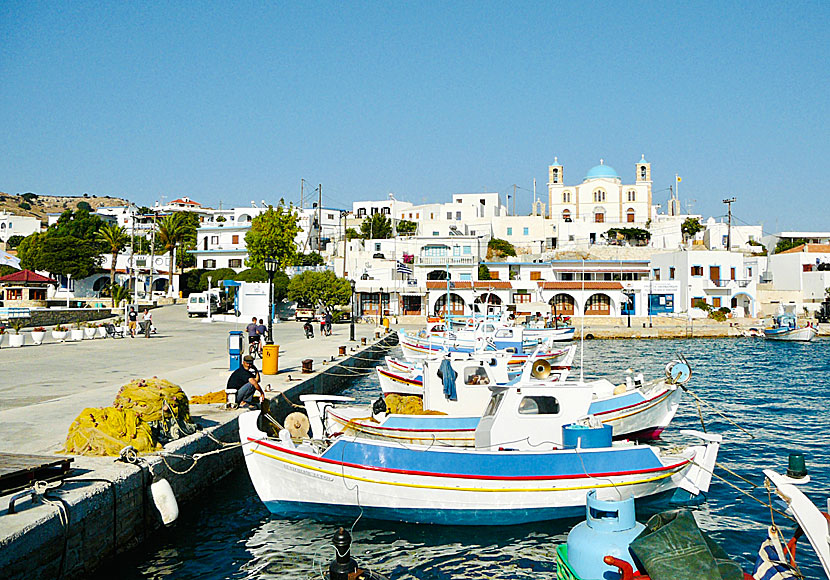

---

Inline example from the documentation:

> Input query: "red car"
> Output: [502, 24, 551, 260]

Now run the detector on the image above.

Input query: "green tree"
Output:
[396, 220, 418, 235]
[298, 252, 325, 266]
[478, 264, 491, 280]
[774, 238, 808, 254]
[199, 268, 237, 291]
[21, 192, 38, 203]
[157, 213, 197, 290]
[360, 213, 392, 239]
[5, 235, 24, 248]
[107, 282, 131, 307]
[97, 223, 130, 306]
[77, 201, 93, 212]
[681, 217, 704, 241]
[346, 227, 361, 241]
[288, 270, 351, 313]
[236, 268, 268, 282]
[17, 209, 105, 278]
[487, 238, 516, 258]
[18, 201, 31, 210]
[244, 201, 301, 270]
[605, 227, 651, 245]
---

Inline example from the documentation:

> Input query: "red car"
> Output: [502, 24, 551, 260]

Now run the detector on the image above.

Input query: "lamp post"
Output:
[205, 275, 213, 323]
[350, 279, 356, 341]
[264, 258, 277, 344]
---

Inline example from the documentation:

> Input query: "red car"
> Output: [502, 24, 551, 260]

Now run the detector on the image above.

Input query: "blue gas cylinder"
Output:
[566, 490, 645, 580]
[562, 422, 613, 449]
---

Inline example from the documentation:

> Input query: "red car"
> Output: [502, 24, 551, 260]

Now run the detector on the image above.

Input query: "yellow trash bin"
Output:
[262, 344, 279, 375]
[382, 317, 390, 329]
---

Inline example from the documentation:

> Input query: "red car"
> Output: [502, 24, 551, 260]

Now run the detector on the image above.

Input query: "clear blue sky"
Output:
[2, 2, 828, 231]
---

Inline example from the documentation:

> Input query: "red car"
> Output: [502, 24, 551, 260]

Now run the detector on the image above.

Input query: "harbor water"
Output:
[95, 338, 829, 579]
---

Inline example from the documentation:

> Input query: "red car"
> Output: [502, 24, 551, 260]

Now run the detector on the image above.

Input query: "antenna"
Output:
[580, 258, 585, 383]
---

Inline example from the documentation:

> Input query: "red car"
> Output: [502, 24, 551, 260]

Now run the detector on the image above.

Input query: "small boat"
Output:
[317, 356, 684, 446]
[240, 402, 722, 525]
[764, 306, 818, 342]
[377, 346, 576, 397]
[555, 454, 830, 580]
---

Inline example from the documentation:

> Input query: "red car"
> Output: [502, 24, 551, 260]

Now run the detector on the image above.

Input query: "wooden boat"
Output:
[764, 307, 818, 342]
[317, 356, 687, 447]
[240, 400, 721, 526]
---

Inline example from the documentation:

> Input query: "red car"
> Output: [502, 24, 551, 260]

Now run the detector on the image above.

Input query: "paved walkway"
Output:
[0, 304, 386, 454]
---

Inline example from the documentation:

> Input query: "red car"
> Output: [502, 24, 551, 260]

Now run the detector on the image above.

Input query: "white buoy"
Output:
[150, 478, 179, 525]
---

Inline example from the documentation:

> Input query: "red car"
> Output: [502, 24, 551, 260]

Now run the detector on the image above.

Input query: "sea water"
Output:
[96, 338, 830, 579]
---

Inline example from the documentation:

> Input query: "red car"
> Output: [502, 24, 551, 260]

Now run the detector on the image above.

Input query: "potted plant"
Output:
[0, 327, 6, 348]
[52, 324, 68, 342]
[8, 319, 26, 347]
[83, 322, 97, 340]
[70, 320, 85, 341]
[114, 316, 127, 336]
[31, 326, 47, 345]
[96, 323, 107, 338]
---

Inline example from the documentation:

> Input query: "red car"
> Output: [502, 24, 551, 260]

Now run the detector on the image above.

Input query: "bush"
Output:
[198, 268, 237, 291]
[5, 235, 24, 248]
[18, 201, 31, 210]
[487, 238, 516, 258]
[708, 307, 731, 322]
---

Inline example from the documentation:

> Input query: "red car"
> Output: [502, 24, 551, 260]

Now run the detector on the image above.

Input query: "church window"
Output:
[552, 168, 559, 184]
[562, 191, 571, 203]
[640, 166, 647, 180]
[593, 190, 606, 203]
[627, 190, 636, 202]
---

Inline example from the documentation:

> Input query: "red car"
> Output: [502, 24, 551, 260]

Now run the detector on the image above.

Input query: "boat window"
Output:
[484, 324, 495, 333]
[483, 392, 504, 417]
[464, 366, 490, 385]
[494, 329, 513, 338]
[518, 396, 560, 415]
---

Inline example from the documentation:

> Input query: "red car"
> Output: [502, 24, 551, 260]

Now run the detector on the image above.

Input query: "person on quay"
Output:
[256, 318, 267, 342]
[128, 306, 138, 338]
[324, 311, 333, 336]
[246, 316, 260, 352]
[227, 354, 264, 409]
[142, 308, 153, 338]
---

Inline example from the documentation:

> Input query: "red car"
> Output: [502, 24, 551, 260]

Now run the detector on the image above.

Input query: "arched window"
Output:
[552, 168, 559, 184]
[626, 208, 635, 223]
[627, 190, 636, 202]
[593, 190, 606, 202]
[434, 293, 465, 316]
[640, 166, 647, 180]
[585, 293, 611, 315]
[562, 191, 571, 203]
[203, 237, 208, 250]
[562, 209, 572, 222]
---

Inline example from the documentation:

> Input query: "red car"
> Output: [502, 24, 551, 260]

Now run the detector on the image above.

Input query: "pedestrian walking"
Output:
[142, 308, 152, 338]
[128, 307, 138, 338]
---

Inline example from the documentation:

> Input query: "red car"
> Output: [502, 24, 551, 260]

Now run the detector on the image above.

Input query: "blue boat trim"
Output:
[588, 391, 646, 414]
[380, 416, 480, 430]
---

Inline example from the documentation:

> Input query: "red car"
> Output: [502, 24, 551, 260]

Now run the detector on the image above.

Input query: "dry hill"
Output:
[0, 192, 131, 224]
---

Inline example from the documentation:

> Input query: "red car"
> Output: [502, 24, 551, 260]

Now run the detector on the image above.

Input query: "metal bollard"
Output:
[339, 345, 346, 356]
[302, 359, 313, 373]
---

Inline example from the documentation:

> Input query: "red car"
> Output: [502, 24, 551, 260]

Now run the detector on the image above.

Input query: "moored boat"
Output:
[764, 307, 818, 342]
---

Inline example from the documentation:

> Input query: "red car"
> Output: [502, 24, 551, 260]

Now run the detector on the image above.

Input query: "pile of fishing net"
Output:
[63, 377, 198, 456]
[190, 391, 227, 404]
[383, 394, 446, 415]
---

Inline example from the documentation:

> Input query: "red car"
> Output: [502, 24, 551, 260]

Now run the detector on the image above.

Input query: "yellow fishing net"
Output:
[63, 377, 197, 456]
[384, 394, 446, 415]
[190, 391, 227, 404]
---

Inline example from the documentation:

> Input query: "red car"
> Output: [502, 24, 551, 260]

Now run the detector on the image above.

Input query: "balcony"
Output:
[414, 255, 476, 266]
[707, 279, 751, 288]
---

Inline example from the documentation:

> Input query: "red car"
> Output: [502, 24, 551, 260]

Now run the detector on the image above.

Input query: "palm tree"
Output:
[97, 223, 130, 306]
[107, 282, 131, 307]
[156, 213, 195, 292]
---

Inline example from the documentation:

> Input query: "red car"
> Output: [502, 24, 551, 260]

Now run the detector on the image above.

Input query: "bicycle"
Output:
[248, 337, 263, 358]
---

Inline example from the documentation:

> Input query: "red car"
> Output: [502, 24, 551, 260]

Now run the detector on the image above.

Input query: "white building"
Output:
[649, 250, 757, 317]
[763, 244, 830, 314]
[702, 218, 763, 251]
[0, 210, 40, 242]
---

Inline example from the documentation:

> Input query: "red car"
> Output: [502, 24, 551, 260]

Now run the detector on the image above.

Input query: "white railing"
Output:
[415, 256, 476, 266]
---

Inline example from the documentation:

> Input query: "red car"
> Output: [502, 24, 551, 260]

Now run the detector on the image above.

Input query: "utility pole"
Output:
[318, 183, 322, 252]
[723, 197, 736, 251]
[512, 184, 517, 216]
[300, 179, 304, 209]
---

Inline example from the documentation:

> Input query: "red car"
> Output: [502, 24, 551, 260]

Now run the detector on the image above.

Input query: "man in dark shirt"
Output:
[245, 316, 260, 351]
[227, 355, 264, 408]
[256, 318, 267, 342]
[128, 307, 138, 338]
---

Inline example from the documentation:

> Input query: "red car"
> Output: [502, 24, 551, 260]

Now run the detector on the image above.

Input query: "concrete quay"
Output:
[566, 316, 830, 339]
[0, 304, 398, 580]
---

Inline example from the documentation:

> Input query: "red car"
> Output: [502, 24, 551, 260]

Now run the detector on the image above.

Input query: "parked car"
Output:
[294, 306, 316, 322]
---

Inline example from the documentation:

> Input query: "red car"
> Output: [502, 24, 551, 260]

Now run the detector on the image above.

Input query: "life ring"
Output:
[466, 318, 475, 328]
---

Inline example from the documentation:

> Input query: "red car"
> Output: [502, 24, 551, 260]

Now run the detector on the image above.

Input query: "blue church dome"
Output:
[584, 161, 619, 181]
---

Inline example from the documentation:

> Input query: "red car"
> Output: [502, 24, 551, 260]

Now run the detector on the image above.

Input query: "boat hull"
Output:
[241, 412, 696, 526]
[763, 326, 817, 342]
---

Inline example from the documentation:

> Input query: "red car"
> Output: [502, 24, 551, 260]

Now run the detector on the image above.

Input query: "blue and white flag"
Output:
[397, 261, 414, 276]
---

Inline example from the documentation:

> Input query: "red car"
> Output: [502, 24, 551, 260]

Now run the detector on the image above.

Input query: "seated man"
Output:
[227, 355, 264, 409]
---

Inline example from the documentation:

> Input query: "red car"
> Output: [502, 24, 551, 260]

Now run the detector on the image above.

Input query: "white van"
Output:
[187, 292, 219, 317]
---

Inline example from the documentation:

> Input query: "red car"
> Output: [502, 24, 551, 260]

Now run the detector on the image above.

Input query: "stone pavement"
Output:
[0, 304, 387, 454]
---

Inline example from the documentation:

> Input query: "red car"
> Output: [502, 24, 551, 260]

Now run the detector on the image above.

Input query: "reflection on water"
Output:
[95, 338, 830, 579]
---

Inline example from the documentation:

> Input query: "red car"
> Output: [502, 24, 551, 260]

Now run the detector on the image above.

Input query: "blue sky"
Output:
[2, 2, 828, 231]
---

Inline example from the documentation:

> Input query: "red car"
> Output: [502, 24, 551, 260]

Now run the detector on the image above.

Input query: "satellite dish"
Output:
[665, 360, 691, 384]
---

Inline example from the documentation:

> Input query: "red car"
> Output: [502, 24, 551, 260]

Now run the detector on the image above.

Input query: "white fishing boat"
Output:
[240, 393, 721, 525]
[377, 346, 576, 397]
[764, 307, 818, 342]
[321, 355, 685, 446]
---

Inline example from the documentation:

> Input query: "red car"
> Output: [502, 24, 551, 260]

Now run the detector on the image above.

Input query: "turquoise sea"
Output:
[96, 338, 830, 579]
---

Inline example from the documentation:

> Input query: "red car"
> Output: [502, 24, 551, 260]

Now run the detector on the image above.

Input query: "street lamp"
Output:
[350, 279, 356, 341]
[204, 275, 213, 323]
[264, 258, 278, 344]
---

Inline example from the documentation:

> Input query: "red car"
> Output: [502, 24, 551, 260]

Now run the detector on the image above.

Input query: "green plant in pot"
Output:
[11, 319, 26, 335]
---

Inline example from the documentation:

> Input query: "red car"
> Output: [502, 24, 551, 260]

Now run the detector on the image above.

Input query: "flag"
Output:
[396, 261, 413, 276]
[676, 176, 682, 183]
